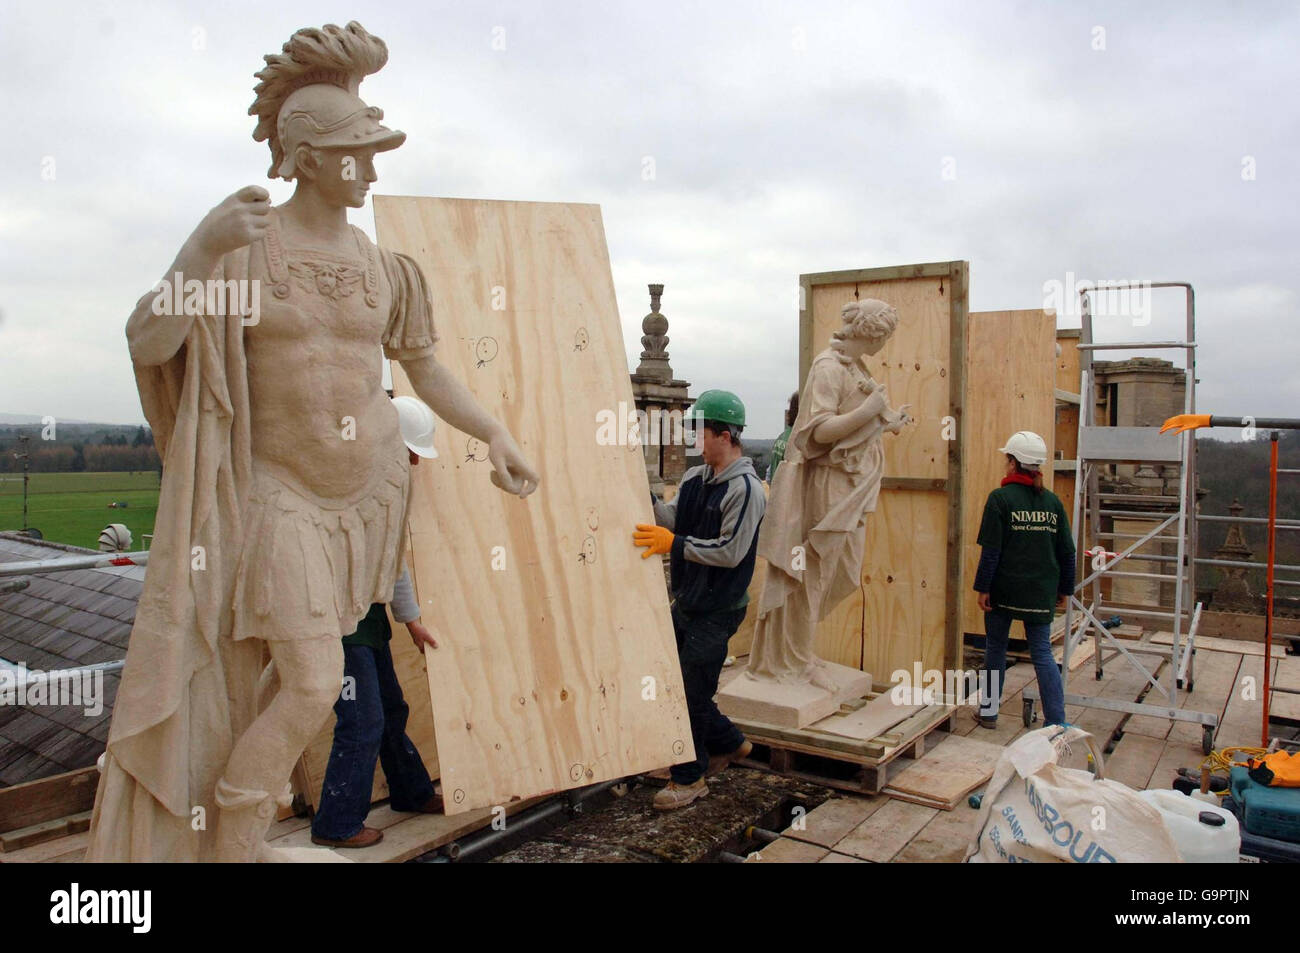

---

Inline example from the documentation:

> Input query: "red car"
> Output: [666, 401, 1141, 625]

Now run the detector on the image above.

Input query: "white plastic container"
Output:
[1139, 789, 1240, 863]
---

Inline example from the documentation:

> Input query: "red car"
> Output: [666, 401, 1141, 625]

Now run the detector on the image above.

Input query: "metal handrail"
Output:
[0, 550, 150, 578]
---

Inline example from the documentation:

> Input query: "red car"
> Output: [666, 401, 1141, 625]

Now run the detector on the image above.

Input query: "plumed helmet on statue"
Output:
[836, 298, 900, 344]
[250, 21, 406, 181]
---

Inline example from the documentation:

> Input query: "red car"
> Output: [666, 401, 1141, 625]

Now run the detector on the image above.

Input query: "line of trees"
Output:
[0, 425, 160, 473]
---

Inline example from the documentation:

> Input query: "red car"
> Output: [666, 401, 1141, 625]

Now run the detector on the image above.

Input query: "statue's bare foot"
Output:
[807, 660, 839, 692]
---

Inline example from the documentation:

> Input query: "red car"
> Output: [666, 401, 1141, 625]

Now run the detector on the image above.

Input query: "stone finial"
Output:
[635, 283, 672, 381]
[1213, 499, 1255, 611]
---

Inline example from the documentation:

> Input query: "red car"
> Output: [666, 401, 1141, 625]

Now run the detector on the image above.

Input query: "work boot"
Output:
[706, 739, 753, 777]
[652, 779, 708, 811]
[411, 793, 444, 814]
[978, 716, 998, 730]
[311, 827, 384, 849]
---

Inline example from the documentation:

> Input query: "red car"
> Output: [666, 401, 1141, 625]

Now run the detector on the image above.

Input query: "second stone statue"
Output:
[717, 298, 911, 728]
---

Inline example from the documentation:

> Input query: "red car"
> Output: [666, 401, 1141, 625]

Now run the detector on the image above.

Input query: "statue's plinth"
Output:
[716, 662, 873, 729]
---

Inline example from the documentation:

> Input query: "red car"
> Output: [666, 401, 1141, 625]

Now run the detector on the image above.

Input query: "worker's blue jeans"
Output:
[670, 603, 748, 786]
[311, 642, 436, 841]
[981, 608, 1066, 726]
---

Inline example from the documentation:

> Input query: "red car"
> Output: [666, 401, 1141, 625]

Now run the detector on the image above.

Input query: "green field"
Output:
[0, 471, 161, 550]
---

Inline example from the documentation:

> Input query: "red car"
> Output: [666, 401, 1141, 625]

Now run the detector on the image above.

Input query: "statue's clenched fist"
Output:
[192, 185, 272, 258]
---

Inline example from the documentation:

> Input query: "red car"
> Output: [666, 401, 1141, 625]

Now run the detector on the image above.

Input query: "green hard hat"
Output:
[686, 390, 746, 427]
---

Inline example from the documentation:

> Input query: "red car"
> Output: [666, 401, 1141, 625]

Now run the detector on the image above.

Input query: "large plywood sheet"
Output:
[374, 196, 692, 813]
[801, 264, 966, 677]
[961, 310, 1057, 636]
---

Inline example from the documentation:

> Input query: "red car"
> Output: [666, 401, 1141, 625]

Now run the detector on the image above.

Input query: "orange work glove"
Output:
[633, 523, 674, 558]
[1160, 413, 1211, 435]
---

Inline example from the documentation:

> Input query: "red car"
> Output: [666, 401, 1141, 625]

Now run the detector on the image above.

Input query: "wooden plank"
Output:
[881, 733, 1002, 809]
[0, 831, 90, 864]
[1152, 631, 1286, 659]
[818, 850, 869, 863]
[961, 310, 1057, 637]
[816, 692, 924, 741]
[833, 798, 939, 862]
[737, 703, 951, 763]
[1168, 649, 1241, 746]
[893, 802, 984, 862]
[267, 797, 543, 863]
[374, 196, 692, 814]
[802, 264, 966, 680]
[0, 811, 92, 853]
[1270, 656, 1300, 721]
[783, 795, 888, 848]
[1217, 654, 1267, 747]
[0, 766, 98, 834]
[1099, 733, 1167, 791]
[744, 837, 829, 863]
[1145, 740, 1206, 793]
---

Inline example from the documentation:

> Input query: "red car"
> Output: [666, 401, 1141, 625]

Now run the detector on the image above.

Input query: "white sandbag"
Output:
[965, 725, 1182, 863]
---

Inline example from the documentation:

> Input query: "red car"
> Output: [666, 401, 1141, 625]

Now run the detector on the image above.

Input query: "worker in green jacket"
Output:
[766, 391, 799, 483]
[973, 431, 1076, 729]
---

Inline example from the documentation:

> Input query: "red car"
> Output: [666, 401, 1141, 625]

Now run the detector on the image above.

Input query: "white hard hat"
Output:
[392, 396, 439, 459]
[999, 430, 1047, 467]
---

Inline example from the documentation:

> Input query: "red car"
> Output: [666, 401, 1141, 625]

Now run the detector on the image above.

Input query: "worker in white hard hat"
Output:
[972, 431, 1076, 729]
[311, 396, 441, 848]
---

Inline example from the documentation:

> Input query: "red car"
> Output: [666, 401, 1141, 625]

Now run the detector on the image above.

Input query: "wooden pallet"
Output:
[733, 702, 956, 795]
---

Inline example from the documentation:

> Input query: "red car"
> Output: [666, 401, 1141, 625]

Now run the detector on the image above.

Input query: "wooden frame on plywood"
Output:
[798, 261, 968, 676]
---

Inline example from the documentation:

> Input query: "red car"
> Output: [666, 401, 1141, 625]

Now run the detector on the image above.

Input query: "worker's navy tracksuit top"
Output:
[652, 457, 765, 614]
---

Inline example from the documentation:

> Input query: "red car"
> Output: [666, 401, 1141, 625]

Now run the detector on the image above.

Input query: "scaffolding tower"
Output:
[1024, 282, 1218, 754]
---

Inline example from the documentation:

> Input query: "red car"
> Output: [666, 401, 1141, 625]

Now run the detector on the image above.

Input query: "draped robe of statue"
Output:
[746, 340, 897, 682]
[85, 222, 436, 861]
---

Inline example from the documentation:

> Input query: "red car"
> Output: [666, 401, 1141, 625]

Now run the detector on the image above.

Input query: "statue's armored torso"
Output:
[244, 209, 404, 502]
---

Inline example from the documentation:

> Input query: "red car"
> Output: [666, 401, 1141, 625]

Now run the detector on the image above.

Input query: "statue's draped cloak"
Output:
[86, 236, 437, 861]
[748, 346, 887, 680]
[87, 247, 257, 861]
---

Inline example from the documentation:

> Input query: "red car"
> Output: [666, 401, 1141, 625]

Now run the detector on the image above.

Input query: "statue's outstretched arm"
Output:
[400, 353, 539, 498]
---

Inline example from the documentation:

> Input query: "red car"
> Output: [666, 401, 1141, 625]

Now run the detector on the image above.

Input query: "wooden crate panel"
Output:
[375, 196, 692, 813]
[800, 263, 967, 677]
[807, 277, 952, 482]
[961, 309, 1057, 636]
[861, 488, 949, 677]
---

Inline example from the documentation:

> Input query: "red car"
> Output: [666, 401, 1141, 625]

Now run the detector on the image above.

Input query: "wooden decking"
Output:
[748, 633, 1298, 862]
[0, 797, 543, 864]
[3, 632, 1292, 863]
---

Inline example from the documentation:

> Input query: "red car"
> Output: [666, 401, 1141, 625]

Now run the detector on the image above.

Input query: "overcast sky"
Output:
[1, 1, 1296, 439]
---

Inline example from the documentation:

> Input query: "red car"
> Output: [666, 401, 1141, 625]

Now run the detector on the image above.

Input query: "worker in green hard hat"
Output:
[633, 389, 766, 810]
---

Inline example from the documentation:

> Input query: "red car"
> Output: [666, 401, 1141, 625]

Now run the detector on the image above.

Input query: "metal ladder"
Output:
[1024, 281, 1219, 754]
